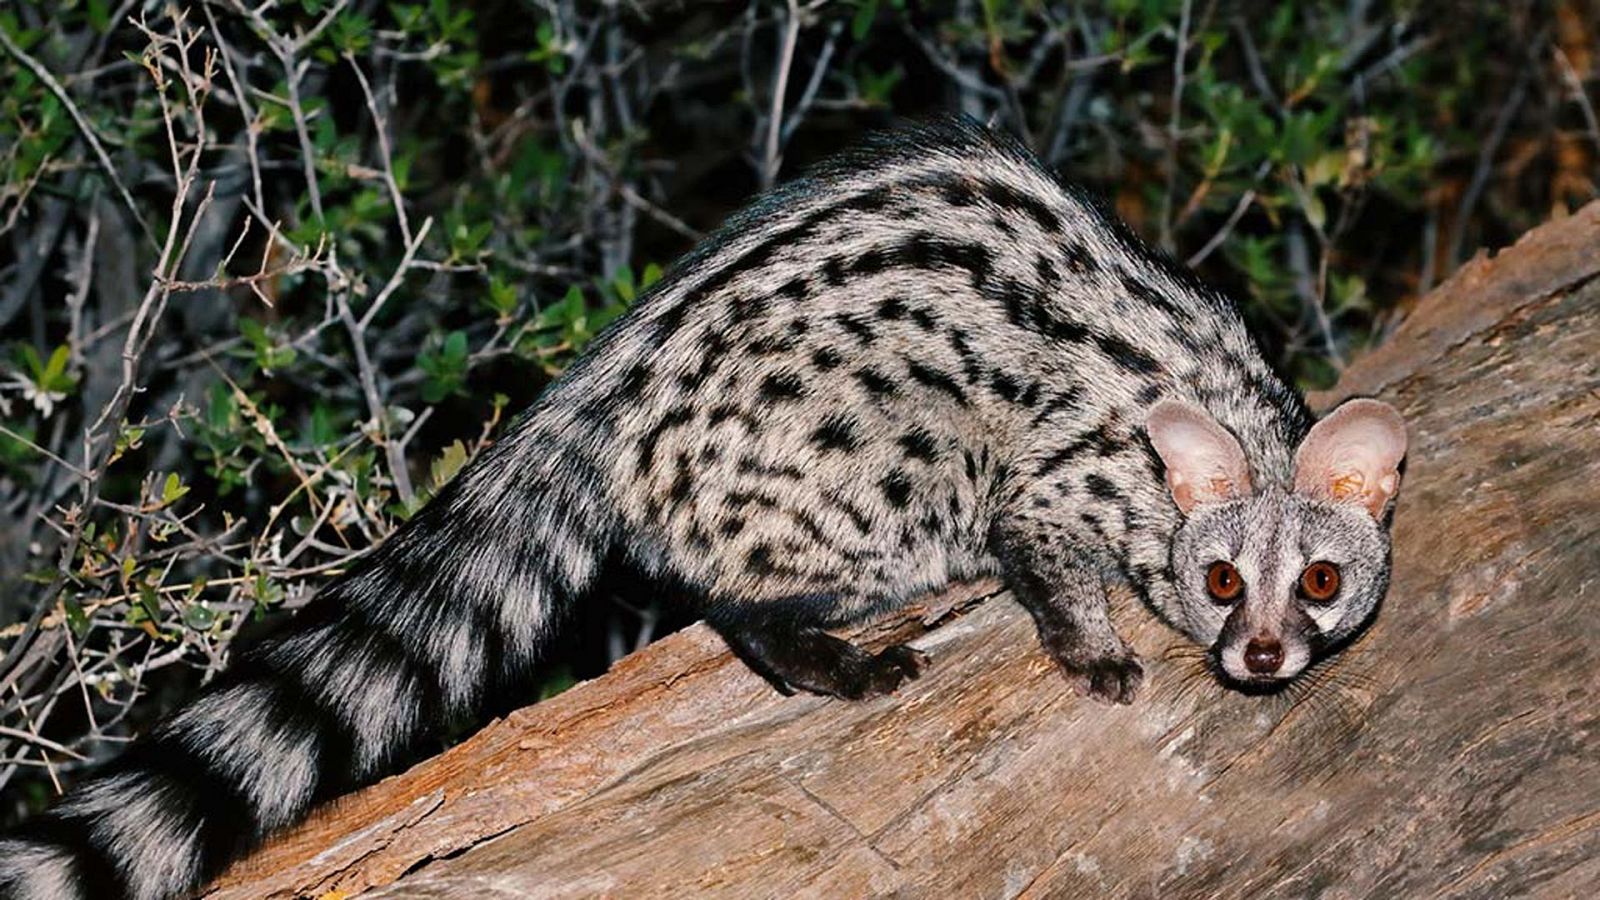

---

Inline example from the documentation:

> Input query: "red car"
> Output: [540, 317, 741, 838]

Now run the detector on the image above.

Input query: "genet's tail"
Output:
[0, 428, 612, 899]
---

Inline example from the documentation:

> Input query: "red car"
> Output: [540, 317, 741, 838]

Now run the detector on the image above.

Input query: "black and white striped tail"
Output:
[0, 444, 607, 900]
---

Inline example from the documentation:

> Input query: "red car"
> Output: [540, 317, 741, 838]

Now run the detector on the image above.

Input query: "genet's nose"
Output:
[1244, 637, 1284, 675]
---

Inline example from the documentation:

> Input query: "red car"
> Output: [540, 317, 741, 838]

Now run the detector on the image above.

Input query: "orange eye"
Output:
[1205, 561, 1244, 604]
[1301, 561, 1341, 602]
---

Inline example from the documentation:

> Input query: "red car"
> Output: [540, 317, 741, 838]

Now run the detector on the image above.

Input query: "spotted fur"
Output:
[0, 116, 1406, 899]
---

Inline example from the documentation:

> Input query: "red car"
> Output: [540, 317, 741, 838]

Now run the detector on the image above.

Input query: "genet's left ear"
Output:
[1293, 398, 1408, 518]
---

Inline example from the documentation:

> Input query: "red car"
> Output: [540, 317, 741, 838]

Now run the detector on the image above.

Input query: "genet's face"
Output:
[1170, 489, 1392, 688]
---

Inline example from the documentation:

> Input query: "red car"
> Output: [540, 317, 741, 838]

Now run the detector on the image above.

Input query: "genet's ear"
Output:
[1145, 400, 1253, 515]
[1293, 398, 1407, 518]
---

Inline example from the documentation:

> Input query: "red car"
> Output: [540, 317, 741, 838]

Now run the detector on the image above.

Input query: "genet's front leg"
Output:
[992, 521, 1144, 704]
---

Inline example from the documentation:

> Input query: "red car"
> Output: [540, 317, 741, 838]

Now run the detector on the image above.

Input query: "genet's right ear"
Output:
[1293, 398, 1407, 518]
[1145, 399, 1253, 515]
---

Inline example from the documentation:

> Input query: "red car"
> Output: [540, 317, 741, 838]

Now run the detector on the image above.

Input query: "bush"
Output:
[0, 0, 1593, 823]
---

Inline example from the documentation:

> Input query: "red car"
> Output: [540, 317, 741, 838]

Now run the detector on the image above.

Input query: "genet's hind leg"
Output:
[711, 612, 928, 700]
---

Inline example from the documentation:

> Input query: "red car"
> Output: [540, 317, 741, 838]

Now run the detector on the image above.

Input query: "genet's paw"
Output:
[833, 643, 930, 700]
[1055, 651, 1144, 705]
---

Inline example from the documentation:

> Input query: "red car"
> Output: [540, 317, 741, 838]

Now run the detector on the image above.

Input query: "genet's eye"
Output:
[1300, 561, 1341, 603]
[1205, 561, 1244, 604]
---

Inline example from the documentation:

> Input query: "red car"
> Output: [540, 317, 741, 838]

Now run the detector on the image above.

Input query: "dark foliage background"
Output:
[1, 0, 1595, 824]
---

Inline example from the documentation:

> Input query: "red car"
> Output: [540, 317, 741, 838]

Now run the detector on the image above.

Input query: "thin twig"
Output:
[1553, 45, 1600, 156]
[1159, 0, 1193, 253]
[762, 0, 802, 189]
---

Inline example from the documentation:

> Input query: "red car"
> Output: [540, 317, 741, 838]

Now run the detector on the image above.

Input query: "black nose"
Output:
[1244, 638, 1284, 675]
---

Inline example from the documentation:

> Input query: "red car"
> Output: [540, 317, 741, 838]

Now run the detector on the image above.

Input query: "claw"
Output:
[1059, 653, 1144, 705]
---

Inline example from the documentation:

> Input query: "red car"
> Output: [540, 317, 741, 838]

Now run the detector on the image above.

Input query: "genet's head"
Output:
[1146, 398, 1407, 691]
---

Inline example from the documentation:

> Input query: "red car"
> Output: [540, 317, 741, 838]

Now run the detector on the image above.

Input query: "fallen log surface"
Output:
[209, 203, 1600, 899]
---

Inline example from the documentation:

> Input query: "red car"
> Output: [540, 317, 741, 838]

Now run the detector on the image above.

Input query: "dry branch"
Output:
[208, 203, 1600, 898]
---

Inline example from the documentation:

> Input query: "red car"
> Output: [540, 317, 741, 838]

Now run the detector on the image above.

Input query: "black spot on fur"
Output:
[936, 175, 979, 206]
[812, 346, 843, 370]
[1035, 437, 1094, 478]
[982, 180, 1061, 232]
[618, 362, 651, 400]
[896, 232, 994, 285]
[638, 406, 695, 473]
[746, 544, 778, 575]
[898, 428, 940, 462]
[840, 185, 893, 214]
[1085, 473, 1123, 501]
[992, 277, 1090, 344]
[778, 276, 810, 302]
[827, 492, 873, 534]
[725, 490, 779, 511]
[910, 307, 939, 331]
[1121, 272, 1185, 320]
[854, 367, 898, 397]
[747, 333, 795, 355]
[668, 464, 694, 505]
[1095, 332, 1161, 375]
[759, 371, 806, 402]
[652, 300, 691, 344]
[946, 328, 984, 384]
[737, 455, 806, 479]
[687, 522, 712, 551]
[1062, 241, 1099, 275]
[729, 293, 769, 321]
[906, 360, 969, 405]
[719, 517, 746, 537]
[835, 313, 876, 345]
[812, 415, 861, 452]
[852, 248, 888, 276]
[1139, 440, 1167, 486]
[1019, 381, 1042, 407]
[1166, 324, 1208, 356]
[881, 470, 913, 508]
[1035, 254, 1060, 286]
[877, 296, 907, 320]
[1031, 385, 1084, 426]
[990, 371, 1023, 403]
[823, 257, 848, 286]
[678, 331, 729, 389]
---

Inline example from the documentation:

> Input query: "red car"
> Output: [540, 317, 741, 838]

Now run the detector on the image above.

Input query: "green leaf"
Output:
[429, 440, 470, 490]
[161, 472, 189, 505]
[612, 265, 636, 303]
[443, 330, 468, 364]
[62, 596, 89, 638]
[136, 583, 162, 623]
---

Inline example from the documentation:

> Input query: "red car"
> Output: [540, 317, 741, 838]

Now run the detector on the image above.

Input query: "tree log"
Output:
[207, 203, 1600, 899]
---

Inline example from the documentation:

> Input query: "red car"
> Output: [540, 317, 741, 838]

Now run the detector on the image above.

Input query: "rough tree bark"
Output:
[206, 203, 1600, 899]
